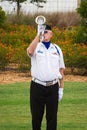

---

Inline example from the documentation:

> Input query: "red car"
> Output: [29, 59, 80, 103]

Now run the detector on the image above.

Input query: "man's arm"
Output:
[27, 35, 40, 56]
[59, 68, 64, 88]
[59, 68, 65, 102]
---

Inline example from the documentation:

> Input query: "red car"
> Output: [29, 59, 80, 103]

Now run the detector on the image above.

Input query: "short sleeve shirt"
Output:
[30, 42, 65, 81]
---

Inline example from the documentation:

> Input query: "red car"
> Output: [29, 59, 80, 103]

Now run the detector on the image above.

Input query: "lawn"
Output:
[0, 81, 87, 130]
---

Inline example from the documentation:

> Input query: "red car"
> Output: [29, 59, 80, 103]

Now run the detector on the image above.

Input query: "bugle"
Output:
[35, 15, 46, 41]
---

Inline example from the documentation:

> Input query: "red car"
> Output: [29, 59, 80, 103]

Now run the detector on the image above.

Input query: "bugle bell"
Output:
[35, 15, 46, 41]
[35, 15, 46, 25]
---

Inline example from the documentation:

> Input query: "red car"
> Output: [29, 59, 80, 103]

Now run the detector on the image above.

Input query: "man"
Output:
[27, 24, 65, 130]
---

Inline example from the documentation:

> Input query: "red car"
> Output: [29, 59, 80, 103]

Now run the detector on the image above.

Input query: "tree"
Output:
[0, 7, 6, 27]
[30, 0, 47, 8]
[74, 0, 87, 44]
[77, 0, 87, 18]
[77, 0, 87, 27]
[1, 0, 47, 15]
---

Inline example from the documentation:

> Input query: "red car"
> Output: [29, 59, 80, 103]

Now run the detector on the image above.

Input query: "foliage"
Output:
[52, 27, 87, 74]
[0, 25, 35, 46]
[0, 7, 6, 27]
[0, 25, 87, 74]
[75, 0, 87, 44]
[73, 26, 87, 44]
[31, 0, 46, 2]
[1, 0, 47, 15]
[0, 42, 13, 70]
[30, 0, 46, 8]
[5, 0, 27, 15]
[77, 0, 87, 18]
[11, 44, 31, 72]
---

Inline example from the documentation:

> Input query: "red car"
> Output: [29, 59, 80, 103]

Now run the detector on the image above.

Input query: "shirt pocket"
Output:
[36, 53, 45, 64]
[50, 54, 59, 68]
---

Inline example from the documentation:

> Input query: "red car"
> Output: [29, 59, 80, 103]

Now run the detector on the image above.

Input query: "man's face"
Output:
[43, 30, 53, 42]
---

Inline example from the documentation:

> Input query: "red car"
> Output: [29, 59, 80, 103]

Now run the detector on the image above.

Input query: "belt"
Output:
[32, 77, 58, 86]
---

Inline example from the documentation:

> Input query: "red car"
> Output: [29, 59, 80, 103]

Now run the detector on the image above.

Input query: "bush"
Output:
[11, 44, 31, 72]
[54, 27, 87, 74]
[75, 0, 87, 45]
[0, 25, 87, 75]
[0, 7, 6, 28]
[77, 0, 87, 18]
[1, 25, 35, 47]
[0, 43, 13, 70]
[73, 26, 87, 44]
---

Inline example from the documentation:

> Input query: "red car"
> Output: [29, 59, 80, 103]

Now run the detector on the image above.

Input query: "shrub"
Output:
[11, 44, 31, 72]
[75, 0, 87, 45]
[73, 26, 87, 44]
[77, 0, 87, 18]
[0, 25, 87, 75]
[0, 7, 6, 28]
[0, 43, 13, 70]
[54, 27, 87, 75]
[1, 25, 35, 47]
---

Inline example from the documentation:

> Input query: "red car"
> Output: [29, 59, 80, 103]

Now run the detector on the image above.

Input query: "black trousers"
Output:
[30, 81, 59, 130]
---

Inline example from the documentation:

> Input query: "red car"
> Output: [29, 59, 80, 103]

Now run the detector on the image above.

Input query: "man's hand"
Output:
[37, 25, 46, 41]
[58, 88, 64, 102]
[37, 25, 45, 35]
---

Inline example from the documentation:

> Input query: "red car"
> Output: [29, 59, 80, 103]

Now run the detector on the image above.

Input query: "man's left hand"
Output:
[58, 88, 64, 102]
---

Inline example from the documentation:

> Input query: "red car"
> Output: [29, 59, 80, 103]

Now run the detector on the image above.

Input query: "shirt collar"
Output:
[40, 42, 54, 49]
[42, 41, 51, 49]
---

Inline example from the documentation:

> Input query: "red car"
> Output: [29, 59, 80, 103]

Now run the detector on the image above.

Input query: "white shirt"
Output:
[30, 42, 65, 81]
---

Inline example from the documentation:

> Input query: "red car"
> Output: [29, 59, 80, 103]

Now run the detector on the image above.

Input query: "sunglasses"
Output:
[44, 31, 48, 34]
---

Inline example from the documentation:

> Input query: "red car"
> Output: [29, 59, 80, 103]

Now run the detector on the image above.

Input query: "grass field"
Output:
[0, 81, 87, 130]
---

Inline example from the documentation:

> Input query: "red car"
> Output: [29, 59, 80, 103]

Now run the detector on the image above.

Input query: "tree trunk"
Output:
[77, 0, 81, 8]
[17, 0, 20, 16]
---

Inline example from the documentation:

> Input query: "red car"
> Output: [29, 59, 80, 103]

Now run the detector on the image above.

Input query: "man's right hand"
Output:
[37, 25, 45, 35]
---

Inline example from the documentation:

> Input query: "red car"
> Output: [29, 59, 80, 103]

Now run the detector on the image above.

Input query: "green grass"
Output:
[0, 81, 87, 130]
